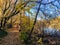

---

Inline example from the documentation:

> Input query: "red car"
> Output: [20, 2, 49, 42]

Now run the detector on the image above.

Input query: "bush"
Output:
[19, 31, 32, 45]
[0, 29, 8, 38]
[20, 32, 28, 41]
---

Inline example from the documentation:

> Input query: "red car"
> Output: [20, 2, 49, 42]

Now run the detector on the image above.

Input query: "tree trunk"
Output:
[28, 1, 42, 40]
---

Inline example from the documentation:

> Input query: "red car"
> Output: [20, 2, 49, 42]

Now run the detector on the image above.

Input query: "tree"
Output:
[0, 0, 30, 30]
[28, 0, 60, 38]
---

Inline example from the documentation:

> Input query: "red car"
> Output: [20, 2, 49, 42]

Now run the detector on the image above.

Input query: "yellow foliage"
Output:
[37, 38, 43, 43]
[49, 17, 60, 29]
[43, 17, 60, 30]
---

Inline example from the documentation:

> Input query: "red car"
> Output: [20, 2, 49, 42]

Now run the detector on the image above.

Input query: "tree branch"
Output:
[28, 0, 42, 39]
[29, 0, 56, 5]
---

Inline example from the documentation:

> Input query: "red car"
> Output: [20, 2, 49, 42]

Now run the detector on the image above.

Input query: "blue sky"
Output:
[26, 0, 60, 20]
[25, 0, 60, 34]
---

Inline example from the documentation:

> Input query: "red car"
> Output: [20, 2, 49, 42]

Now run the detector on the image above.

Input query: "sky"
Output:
[26, 0, 60, 20]
[25, 0, 60, 34]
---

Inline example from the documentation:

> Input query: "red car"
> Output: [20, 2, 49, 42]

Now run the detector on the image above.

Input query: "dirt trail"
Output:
[0, 28, 23, 45]
[7, 27, 19, 32]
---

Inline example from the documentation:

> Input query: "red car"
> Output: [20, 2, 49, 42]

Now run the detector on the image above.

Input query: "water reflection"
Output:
[44, 28, 60, 36]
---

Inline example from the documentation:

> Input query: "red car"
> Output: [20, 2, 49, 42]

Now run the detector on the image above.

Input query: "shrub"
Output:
[0, 29, 8, 38]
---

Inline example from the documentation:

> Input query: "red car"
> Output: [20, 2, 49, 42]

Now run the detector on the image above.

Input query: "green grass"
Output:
[0, 30, 8, 38]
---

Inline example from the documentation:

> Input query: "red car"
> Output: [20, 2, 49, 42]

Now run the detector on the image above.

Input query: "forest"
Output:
[0, 0, 60, 45]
